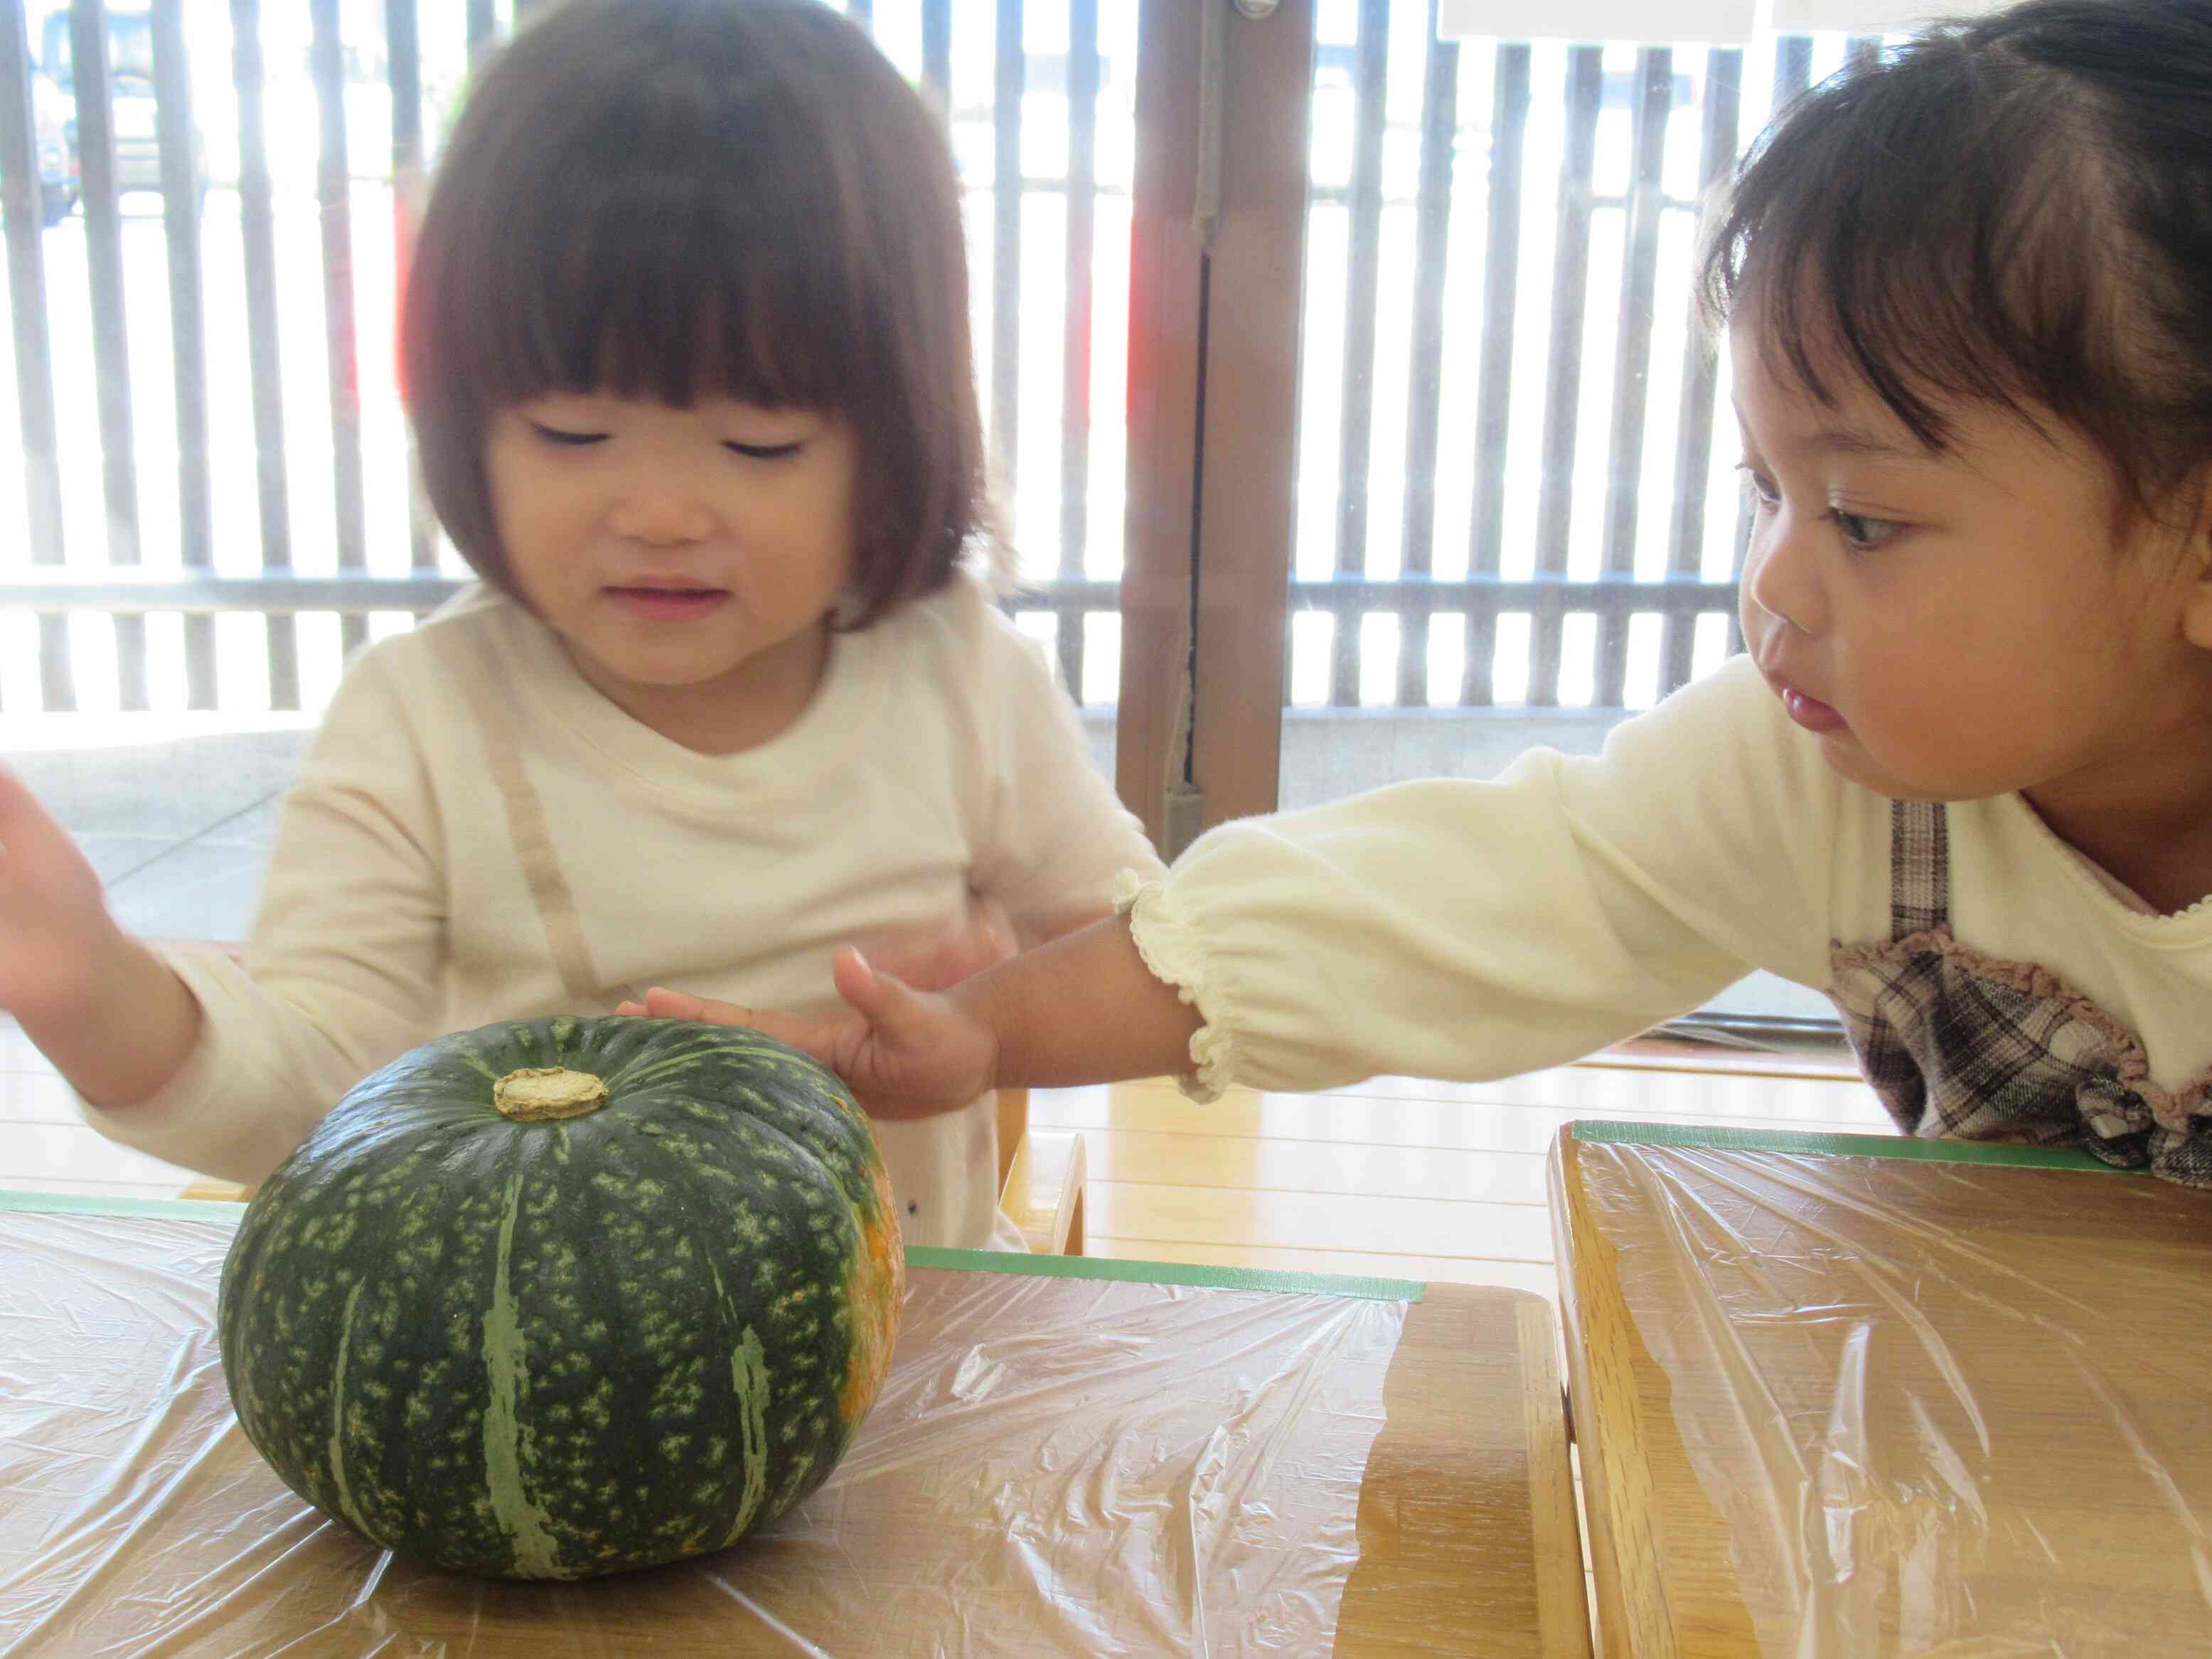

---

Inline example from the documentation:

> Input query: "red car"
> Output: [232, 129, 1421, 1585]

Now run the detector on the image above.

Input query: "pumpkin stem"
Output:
[493, 1067, 610, 1122]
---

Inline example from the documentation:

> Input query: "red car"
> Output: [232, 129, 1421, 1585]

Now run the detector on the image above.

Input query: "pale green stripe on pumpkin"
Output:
[607, 1044, 778, 1096]
[606, 1052, 710, 1094]
[325, 1278, 375, 1540]
[705, 1257, 771, 1545]
[455, 1049, 502, 1087]
[727, 1327, 770, 1543]
[483, 1171, 561, 1577]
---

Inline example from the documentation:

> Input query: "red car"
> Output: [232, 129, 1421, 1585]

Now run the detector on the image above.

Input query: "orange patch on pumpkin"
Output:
[837, 1161, 904, 1424]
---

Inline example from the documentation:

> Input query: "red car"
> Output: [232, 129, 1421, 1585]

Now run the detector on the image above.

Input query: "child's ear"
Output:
[2182, 471, 2212, 653]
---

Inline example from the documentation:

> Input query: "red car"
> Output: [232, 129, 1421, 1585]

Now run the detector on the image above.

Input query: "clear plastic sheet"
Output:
[0, 1204, 1407, 1656]
[1575, 1140, 2212, 1657]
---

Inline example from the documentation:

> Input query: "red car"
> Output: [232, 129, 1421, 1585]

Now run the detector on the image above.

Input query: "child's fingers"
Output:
[627, 983, 845, 1072]
[0, 766, 33, 821]
[830, 948, 943, 1045]
[0, 768, 61, 870]
[830, 946, 891, 1018]
[972, 895, 1017, 962]
[640, 986, 715, 1021]
[0, 769, 97, 918]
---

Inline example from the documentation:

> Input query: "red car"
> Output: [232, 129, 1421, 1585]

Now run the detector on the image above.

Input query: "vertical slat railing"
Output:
[922, 0, 951, 118]
[230, 0, 298, 709]
[467, 0, 495, 68]
[72, 0, 148, 710]
[1592, 47, 1672, 709]
[1662, 46, 1739, 698]
[0, 6, 1871, 723]
[990, 0, 1022, 498]
[1396, 1, 1455, 708]
[1462, 41, 1529, 708]
[1057, 0, 1099, 698]
[310, 0, 366, 659]
[1775, 33, 1812, 106]
[152, 0, 213, 708]
[1330, 0, 1388, 707]
[0, 0, 67, 710]
[1527, 44, 1601, 706]
[387, 0, 435, 588]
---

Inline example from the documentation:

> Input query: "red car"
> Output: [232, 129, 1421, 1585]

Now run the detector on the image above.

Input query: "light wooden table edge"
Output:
[1549, 1131, 1679, 1659]
[1338, 1282, 1593, 1658]
[1513, 1290, 1598, 1659]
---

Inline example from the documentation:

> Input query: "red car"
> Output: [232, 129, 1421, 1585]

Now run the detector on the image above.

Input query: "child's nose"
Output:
[608, 486, 715, 547]
[1743, 517, 1824, 635]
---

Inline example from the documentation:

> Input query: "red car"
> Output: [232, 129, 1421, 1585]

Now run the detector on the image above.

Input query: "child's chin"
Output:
[1818, 741, 1965, 804]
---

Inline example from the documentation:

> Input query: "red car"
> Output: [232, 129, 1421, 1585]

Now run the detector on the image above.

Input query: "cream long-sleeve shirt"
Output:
[82, 574, 1163, 1249]
[1126, 654, 2212, 1104]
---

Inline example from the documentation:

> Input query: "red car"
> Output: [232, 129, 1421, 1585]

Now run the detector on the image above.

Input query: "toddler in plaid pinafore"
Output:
[626, 4, 2212, 1187]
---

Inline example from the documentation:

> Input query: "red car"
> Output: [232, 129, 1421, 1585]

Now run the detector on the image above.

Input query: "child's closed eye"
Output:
[724, 440, 806, 461]
[528, 421, 607, 447]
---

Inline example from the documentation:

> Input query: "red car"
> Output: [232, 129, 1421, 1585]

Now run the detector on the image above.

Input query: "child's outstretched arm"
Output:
[0, 767, 202, 1106]
[626, 911, 1199, 1119]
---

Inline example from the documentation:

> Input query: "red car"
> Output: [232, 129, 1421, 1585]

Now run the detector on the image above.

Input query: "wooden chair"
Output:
[995, 1086, 1086, 1256]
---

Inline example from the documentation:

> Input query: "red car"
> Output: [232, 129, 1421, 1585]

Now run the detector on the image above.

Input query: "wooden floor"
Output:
[4, 1014, 1893, 1293]
[1033, 1055, 1891, 1294]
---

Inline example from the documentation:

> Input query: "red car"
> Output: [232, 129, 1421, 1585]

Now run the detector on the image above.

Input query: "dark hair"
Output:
[1701, 0, 2212, 527]
[400, 0, 988, 624]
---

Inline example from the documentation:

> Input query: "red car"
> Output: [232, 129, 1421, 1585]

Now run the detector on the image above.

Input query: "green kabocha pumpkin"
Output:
[216, 1016, 904, 1580]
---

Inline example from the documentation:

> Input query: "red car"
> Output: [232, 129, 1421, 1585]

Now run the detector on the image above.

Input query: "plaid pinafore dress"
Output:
[1827, 799, 2212, 1186]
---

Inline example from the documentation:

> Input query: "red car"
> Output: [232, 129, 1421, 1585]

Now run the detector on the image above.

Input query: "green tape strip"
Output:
[0, 1188, 251, 1221]
[904, 1245, 1424, 1301]
[0, 1194, 1423, 1300]
[1568, 1119, 2144, 1174]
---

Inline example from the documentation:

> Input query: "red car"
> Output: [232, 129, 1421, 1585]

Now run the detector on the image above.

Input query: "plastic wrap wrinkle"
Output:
[0, 1208, 1406, 1657]
[1581, 1143, 2212, 1656]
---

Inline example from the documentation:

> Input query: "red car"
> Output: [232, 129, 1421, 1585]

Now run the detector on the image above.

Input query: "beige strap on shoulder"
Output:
[454, 650, 611, 1008]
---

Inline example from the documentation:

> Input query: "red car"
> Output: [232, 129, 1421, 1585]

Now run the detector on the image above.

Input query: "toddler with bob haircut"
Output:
[0, 0, 1159, 1249]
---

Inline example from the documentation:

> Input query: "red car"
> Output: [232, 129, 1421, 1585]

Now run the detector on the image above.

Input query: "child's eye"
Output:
[724, 441, 805, 461]
[528, 422, 607, 447]
[1829, 508, 1902, 552]
[1735, 463, 1780, 509]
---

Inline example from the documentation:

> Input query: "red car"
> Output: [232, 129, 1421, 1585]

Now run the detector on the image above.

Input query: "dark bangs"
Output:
[403, 0, 984, 619]
[1701, 0, 2212, 525]
[452, 43, 864, 411]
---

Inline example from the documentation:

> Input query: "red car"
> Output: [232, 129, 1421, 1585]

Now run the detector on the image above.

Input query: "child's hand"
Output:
[0, 767, 200, 1107]
[617, 946, 1000, 1120]
[0, 767, 127, 1027]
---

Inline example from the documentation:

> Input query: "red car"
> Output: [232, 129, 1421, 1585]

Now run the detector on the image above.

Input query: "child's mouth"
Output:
[605, 585, 729, 622]
[1781, 686, 1847, 734]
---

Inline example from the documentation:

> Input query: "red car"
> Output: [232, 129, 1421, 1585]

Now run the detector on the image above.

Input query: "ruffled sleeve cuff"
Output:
[1113, 868, 1234, 1103]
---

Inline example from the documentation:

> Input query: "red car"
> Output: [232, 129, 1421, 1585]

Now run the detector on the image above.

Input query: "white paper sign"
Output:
[1440, 0, 2005, 42]
[1438, 0, 1756, 42]
[1771, 0, 2003, 27]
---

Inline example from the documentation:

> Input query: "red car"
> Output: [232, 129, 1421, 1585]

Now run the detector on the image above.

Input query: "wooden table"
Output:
[0, 1190, 1591, 1658]
[1550, 1121, 2212, 1658]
